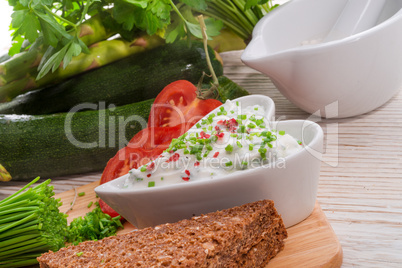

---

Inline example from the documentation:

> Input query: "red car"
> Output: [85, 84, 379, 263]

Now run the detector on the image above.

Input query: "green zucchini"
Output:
[0, 40, 223, 115]
[0, 76, 249, 181]
[217, 76, 250, 102]
[0, 99, 153, 180]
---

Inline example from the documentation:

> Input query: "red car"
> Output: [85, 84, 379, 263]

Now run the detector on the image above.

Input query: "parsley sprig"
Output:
[6, 0, 277, 80]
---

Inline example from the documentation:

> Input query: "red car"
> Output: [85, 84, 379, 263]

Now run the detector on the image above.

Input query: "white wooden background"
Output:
[1, 51, 402, 267]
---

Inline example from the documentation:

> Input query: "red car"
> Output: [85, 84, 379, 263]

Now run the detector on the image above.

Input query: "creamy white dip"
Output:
[123, 100, 302, 189]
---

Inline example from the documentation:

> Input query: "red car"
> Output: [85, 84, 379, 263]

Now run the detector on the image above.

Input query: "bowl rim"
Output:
[95, 95, 323, 196]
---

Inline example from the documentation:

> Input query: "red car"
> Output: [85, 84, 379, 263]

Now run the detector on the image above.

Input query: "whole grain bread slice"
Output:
[38, 199, 287, 268]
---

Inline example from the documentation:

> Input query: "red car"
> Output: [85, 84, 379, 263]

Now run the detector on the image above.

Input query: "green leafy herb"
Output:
[67, 202, 123, 245]
[4, 0, 278, 81]
[0, 177, 68, 267]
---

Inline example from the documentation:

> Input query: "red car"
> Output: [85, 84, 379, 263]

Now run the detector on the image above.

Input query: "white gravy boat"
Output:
[241, 0, 402, 118]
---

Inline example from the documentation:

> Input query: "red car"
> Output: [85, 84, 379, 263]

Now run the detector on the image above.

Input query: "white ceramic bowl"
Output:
[95, 95, 323, 228]
[241, 0, 402, 118]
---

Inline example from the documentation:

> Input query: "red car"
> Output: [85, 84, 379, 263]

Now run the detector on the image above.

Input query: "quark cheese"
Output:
[124, 100, 302, 189]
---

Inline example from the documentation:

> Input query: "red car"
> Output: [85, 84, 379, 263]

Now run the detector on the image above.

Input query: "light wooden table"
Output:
[1, 51, 401, 267]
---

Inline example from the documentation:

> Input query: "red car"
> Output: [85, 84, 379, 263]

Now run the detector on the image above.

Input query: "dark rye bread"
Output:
[38, 200, 287, 268]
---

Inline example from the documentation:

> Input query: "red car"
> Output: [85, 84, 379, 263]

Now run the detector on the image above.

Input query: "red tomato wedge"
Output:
[99, 80, 222, 218]
[100, 123, 190, 185]
[148, 80, 222, 128]
[99, 123, 191, 218]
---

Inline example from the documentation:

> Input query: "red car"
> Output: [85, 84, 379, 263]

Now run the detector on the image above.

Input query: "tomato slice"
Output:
[99, 80, 222, 218]
[99, 123, 190, 217]
[148, 80, 222, 128]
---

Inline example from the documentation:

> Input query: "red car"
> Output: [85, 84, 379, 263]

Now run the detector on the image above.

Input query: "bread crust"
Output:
[38, 199, 287, 268]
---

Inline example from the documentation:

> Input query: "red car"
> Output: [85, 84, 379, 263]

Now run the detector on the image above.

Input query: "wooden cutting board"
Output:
[56, 180, 343, 267]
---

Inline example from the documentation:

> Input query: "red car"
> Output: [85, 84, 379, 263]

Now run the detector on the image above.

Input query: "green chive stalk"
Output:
[200, 0, 278, 43]
[0, 177, 68, 267]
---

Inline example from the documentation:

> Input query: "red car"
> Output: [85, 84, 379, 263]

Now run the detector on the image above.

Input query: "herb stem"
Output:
[169, 0, 187, 25]
[198, 15, 219, 86]
[41, 4, 77, 29]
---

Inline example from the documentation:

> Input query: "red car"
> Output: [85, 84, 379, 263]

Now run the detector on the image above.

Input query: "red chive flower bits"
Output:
[146, 162, 155, 171]
[216, 132, 225, 138]
[166, 153, 180, 163]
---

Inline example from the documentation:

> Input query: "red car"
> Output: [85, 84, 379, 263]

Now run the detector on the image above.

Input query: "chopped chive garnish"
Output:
[161, 177, 164, 181]
[148, 181, 155, 187]
[279, 130, 285, 135]
[206, 144, 213, 151]
[225, 144, 233, 152]
[237, 125, 246, 133]
[76, 252, 84, 257]
[256, 119, 264, 126]
[78, 192, 85, 197]
[225, 161, 233, 167]
[249, 144, 254, 151]
[254, 107, 259, 110]
[196, 153, 202, 161]
[261, 131, 269, 137]
[247, 123, 256, 129]
[178, 144, 187, 149]
[87, 201, 93, 208]
[237, 114, 247, 120]
[190, 144, 204, 154]
[236, 101, 239, 106]
[267, 143, 273, 148]
[236, 141, 243, 148]
[140, 166, 147, 172]
[183, 148, 190, 154]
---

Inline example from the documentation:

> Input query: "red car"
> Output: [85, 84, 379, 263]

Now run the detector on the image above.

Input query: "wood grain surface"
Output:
[1, 50, 401, 267]
[55, 180, 343, 268]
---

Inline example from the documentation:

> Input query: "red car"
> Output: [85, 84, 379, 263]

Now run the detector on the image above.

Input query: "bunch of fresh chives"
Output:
[0, 177, 68, 267]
